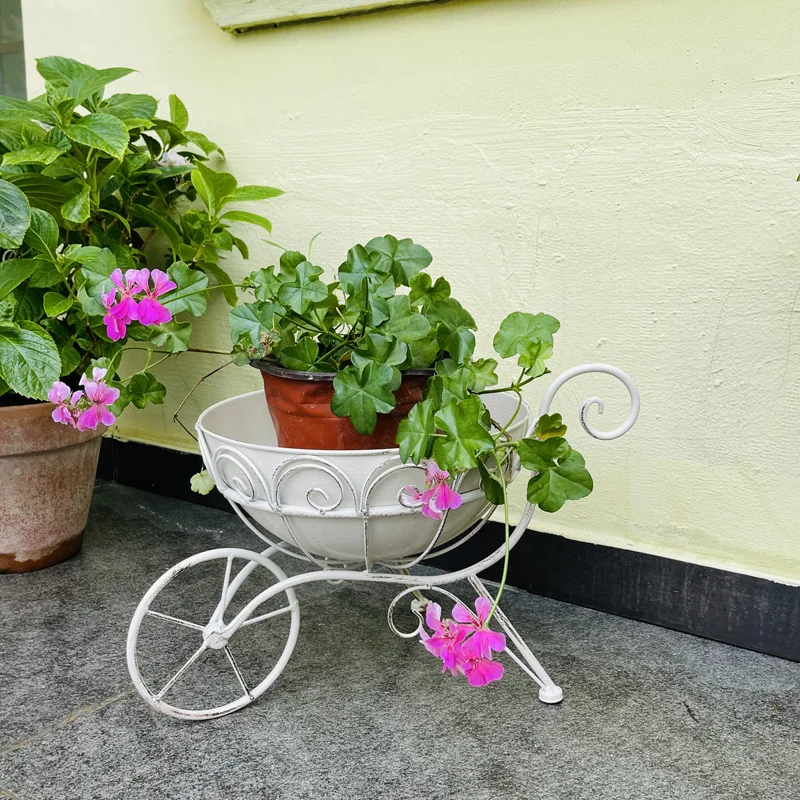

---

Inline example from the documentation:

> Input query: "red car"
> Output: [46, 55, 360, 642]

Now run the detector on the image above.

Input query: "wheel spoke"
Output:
[239, 605, 293, 628]
[145, 610, 204, 631]
[224, 645, 252, 699]
[155, 642, 208, 700]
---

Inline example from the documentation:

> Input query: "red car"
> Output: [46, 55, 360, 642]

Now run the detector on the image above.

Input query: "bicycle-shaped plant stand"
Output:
[127, 363, 639, 720]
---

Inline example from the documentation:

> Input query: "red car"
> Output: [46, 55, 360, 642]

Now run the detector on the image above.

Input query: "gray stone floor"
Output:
[1, 483, 799, 800]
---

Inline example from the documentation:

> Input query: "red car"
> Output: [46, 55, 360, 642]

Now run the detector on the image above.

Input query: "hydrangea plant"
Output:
[232, 235, 594, 684]
[0, 56, 280, 429]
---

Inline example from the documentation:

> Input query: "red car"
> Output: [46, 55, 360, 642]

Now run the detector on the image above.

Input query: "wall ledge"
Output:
[203, 0, 448, 31]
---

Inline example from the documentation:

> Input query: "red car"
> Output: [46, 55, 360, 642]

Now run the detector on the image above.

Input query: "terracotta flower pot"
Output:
[0, 401, 104, 573]
[252, 361, 432, 450]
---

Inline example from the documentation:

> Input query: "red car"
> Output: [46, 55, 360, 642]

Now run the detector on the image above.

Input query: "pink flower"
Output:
[134, 268, 175, 326]
[402, 459, 463, 521]
[109, 268, 141, 325]
[457, 636, 505, 687]
[419, 602, 467, 674]
[102, 289, 128, 341]
[452, 596, 506, 658]
[47, 381, 79, 427]
[75, 368, 119, 431]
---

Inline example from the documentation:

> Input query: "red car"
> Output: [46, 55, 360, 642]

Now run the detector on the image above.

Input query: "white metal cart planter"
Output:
[127, 363, 639, 720]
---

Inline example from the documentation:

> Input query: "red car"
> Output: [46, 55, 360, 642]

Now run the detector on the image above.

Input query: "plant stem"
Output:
[485, 448, 511, 625]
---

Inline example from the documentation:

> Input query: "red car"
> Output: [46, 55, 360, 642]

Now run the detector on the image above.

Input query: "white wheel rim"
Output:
[127, 548, 300, 720]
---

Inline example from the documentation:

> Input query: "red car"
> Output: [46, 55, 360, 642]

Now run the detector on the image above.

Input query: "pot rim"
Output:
[0, 399, 54, 414]
[251, 360, 435, 382]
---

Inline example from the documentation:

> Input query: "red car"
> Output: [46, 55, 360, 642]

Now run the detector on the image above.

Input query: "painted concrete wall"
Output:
[21, 0, 800, 583]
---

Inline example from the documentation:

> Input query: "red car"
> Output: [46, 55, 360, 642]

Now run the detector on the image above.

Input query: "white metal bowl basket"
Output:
[127, 363, 639, 720]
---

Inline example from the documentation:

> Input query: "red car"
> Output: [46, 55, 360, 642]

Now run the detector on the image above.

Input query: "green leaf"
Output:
[365, 235, 432, 286]
[151, 320, 192, 352]
[230, 185, 283, 202]
[426, 297, 476, 332]
[71, 246, 117, 292]
[517, 339, 553, 377]
[409, 272, 450, 308]
[102, 93, 157, 122]
[127, 371, 167, 409]
[0, 178, 31, 249]
[432, 360, 472, 404]
[277, 261, 327, 314]
[64, 113, 129, 160]
[535, 413, 568, 441]
[23, 208, 59, 255]
[190, 163, 236, 215]
[59, 344, 80, 376]
[168, 94, 189, 131]
[381, 295, 431, 343]
[37, 57, 133, 105]
[493, 311, 561, 358]
[60, 182, 91, 224]
[518, 436, 571, 472]
[229, 301, 281, 347]
[190, 469, 216, 495]
[439, 327, 475, 364]
[3, 144, 68, 167]
[406, 335, 440, 369]
[351, 332, 407, 372]
[432, 396, 495, 471]
[43, 292, 72, 317]
[526, 448, 593, 513]
[129, 203, 182, 255]
[397, 398, 436, 463]
[0, 321, 61, 399]
[465, 358, 499, 392]
[5, 173, 73, 218]
[185, 130, 223, 157]
[197, 261, 237, 307]
[160, 262, 209, 316]
[331, 363, 396, 435]
[0, 259, 37, 301]
[477, 459, 505, 505]
[220, 209, 272, 233]
[280, 337, 320, 371]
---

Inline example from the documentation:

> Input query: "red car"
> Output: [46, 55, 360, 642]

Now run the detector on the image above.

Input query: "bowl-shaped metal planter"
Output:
[197, 389, 528, 563]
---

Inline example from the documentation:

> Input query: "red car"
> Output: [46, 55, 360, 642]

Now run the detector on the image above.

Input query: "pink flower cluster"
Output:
[102, 268, 176, 341]
[402, 459, 463, 520]
[420, 597, 506, 687]
[47, 367, 119, 431]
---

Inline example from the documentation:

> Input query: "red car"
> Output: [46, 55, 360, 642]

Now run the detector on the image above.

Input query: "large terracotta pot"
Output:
[0, 401, 104, 573]
[252, 361, 432, 450]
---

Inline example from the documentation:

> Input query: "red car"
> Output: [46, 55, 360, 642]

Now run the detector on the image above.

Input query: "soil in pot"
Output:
[253, 361, 431, 450]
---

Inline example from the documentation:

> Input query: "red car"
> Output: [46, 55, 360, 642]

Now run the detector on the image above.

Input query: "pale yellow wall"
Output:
[21, 0, 800, 584]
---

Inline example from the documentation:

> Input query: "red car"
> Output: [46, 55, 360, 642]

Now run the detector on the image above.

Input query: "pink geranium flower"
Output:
[47, 381, 80, 427]
[457, 635, 505, 687]
[419, 602, 467, 674]
[452, 596, 506, 658]
[75, 368, 119, 431]
[134, 268, 176, 327]
[402, 459, 463, 520]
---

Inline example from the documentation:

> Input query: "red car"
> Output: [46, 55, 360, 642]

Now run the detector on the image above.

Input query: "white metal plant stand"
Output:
[127, 363, 639, 720]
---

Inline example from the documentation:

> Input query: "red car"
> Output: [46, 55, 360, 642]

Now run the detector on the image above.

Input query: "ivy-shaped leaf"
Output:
[432, 396, 495, 471]
[127, 371, 167, 409]
[229, 301, 282, 348]
[526, 449, 593, 513]
[331, 362, 396, 434]
[277, 261, 327, 314]
[409, 272, 450, 308]
[381, 295, 431, 343]
[280, 337, 319, 371]
[493, 311, 560, 358]
[160, 262, 209, 316]
[151, 320, 192, 352]
[517, 339, 553, 377]
[397, 397, 436, 463]
[535, 413, 568, 441]
[365, 235, 432, 286]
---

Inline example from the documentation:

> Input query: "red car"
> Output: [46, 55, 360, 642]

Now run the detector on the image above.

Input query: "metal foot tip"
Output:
[538, 685, 563, 704]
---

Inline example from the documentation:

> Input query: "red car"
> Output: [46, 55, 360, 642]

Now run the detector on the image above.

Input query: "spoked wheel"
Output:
[127, 548, 300, 720]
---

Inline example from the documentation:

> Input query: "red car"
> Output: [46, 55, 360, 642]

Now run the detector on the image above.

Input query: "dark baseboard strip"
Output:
[99, 438, 800, 662]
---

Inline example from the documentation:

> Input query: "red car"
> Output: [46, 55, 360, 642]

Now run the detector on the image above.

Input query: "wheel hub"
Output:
[203, 619, 230, 650]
